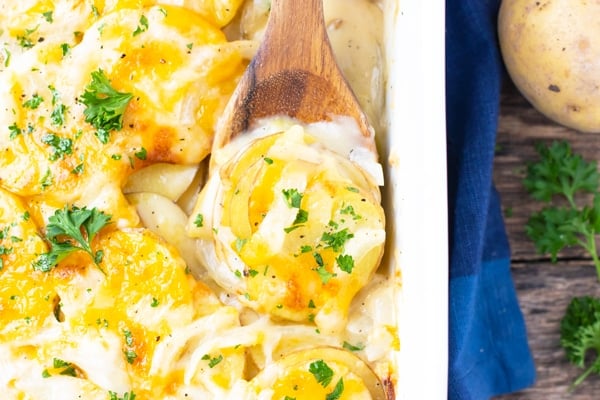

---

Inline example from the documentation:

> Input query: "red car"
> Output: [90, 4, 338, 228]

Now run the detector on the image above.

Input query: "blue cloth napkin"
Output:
[446, 0, 536, 398]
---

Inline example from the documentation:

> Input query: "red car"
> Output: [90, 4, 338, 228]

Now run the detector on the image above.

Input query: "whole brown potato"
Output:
[498, 0, 600, 132]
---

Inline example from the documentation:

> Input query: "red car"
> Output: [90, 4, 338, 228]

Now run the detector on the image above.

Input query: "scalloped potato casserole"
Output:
[0, 1, 396, 399]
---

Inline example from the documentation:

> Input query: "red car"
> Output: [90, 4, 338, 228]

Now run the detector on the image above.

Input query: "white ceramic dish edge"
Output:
[384, 1, 448, 398]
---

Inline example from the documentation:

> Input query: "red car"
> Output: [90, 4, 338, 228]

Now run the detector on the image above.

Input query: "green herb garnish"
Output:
[33, 205, 111, 272]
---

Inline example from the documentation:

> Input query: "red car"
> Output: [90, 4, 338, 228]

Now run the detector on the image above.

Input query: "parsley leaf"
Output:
[309, 359, 334, 387]
[17, 26, 38, 48]
[524, 140, 598, 205]
[560, 296, 600, 390]
[282, 188, 303, 208]
[321, 228, 354, 252]
[326, 378, 344, 400]
[342, 341, 365, 351]
[134, 147, 147, 160]
[79, 69, 133, 143]
[23, 94, 44, 109]
[524, 141, 600, 279]
[52, 358, 77, 376]
[194, 213, 204, 227]
[50, 103, 66, 126]
[201, 353, 223, 368]
[42, 11, 53, 23]
[336, 254, 354, 273]
[132, 15, 149, 36]
[8, 122, 22, 139]
[109, 391, 136, 400]
[33, 205, 111, 272]
[41, 133, 73, 161]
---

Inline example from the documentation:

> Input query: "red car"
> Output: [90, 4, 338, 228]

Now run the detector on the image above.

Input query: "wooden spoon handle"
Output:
[262, 0, 332, 76]
[214, 0, 374, 150]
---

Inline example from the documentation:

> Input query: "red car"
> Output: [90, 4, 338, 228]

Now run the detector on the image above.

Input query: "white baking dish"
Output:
[384, 1, 448, 398]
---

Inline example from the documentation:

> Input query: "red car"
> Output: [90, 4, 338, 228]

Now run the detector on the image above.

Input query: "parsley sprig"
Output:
[33, 205, 111, 272]
[79, 69, 133, 144]
[109, 391, 136, 400]
[560, 296, 600, 390]
[524, 140, 600, 279]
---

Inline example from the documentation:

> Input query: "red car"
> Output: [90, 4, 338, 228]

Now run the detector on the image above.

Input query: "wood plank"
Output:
[494, 80, 600, 263]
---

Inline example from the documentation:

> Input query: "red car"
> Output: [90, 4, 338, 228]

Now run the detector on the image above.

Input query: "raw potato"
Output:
[498, 0, 600, 132]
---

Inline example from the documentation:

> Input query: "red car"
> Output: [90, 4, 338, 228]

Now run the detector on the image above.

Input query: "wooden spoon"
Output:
[213, 0, 377, 155]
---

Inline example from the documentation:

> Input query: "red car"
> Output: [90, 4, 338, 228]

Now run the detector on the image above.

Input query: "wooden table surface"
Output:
[492, 79, 600, 399]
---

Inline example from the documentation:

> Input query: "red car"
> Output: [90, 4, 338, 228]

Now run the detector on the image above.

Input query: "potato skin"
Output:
[498, 0, 600, 132]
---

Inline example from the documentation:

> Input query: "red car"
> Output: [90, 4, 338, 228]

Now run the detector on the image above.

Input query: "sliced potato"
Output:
[123, 163, 199, 202]
[250, 347, 387, 400]
[127, 192, 202, 274]
[177, 160, 209, 216]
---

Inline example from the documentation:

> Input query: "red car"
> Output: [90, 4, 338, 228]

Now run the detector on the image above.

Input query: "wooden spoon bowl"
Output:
[214, 0, 376, 155]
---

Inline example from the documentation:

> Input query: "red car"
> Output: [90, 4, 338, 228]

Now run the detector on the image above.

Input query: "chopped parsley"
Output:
[202, 353, 223, 368]
[336, 254, 354, 273]
[300, 245, 312, 253]
[41, 133, 73, 161]
[264, 157, 273, 164]
[60, 43, 70, 57]
[321, 228, 354, 252]
[151, 297, 159, 307]
[17, 26, 38, 48]
[33, 205, 111, 272]
[41, 11, 53, 23]
[316, 266, 335, 284]
[52, 358, 77, 376]
[91, 5, 100, 18]
[309, 359, 334, 387]
[132, 15, 149, 36]
[342, 341, 365, 351]
[194, 213, 204, 227]
[293, 209, 309, 225]
[79, 69, 133, 144]
[109, 391, 137, 400]
[0, 245, 13, 270]
[2, 47, 11, 67]
[47, 86, 66, 126]
[8, 122, 22, 139]
[235, 238, 247, 253]
[326, 378, 344, 400]
[40, 168, 53, 190]
[340, 204, 362, 220]
[282, 189, 308, 232]
[134, 147, 147, 160]
[50, 103, 66, 126]
[282, 188, 303, 208]
[71, 162, 84, 175]
[42, 358, 77, 378]
[124, 349, 137, 364]
[22, 93, 44, 109]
